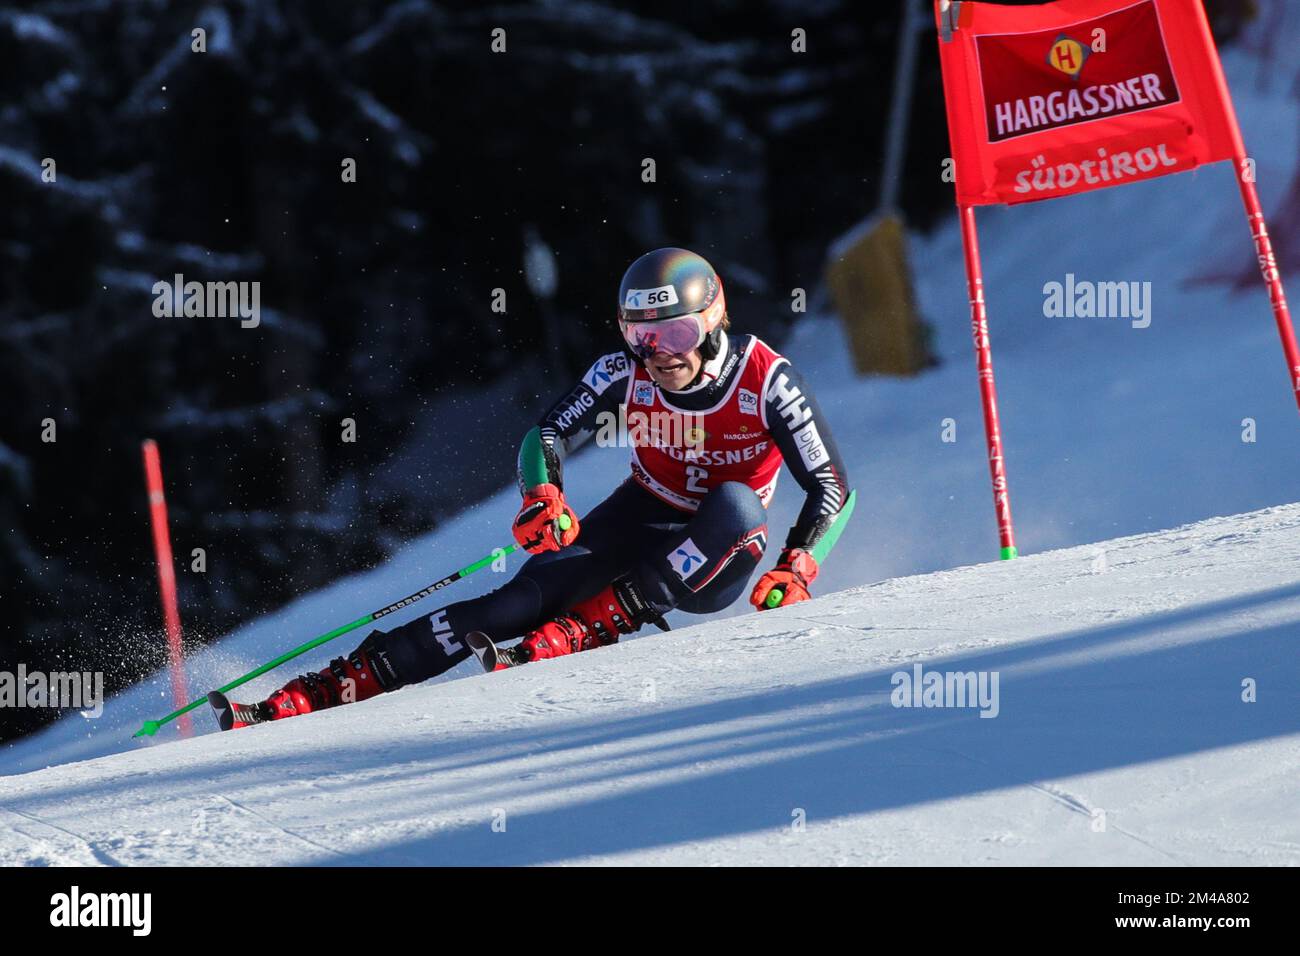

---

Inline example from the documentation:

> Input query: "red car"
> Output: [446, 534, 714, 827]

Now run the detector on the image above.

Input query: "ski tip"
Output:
[207, 690, 235, 732]
[465, 631, 500, 673]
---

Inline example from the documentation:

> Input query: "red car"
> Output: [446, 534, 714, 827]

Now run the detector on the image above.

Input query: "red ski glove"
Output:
[513, 483, 581, 554]
[750, 548, 819, 610]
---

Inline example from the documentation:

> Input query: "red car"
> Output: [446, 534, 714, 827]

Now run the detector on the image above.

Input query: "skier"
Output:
[212, 247, 854, 730]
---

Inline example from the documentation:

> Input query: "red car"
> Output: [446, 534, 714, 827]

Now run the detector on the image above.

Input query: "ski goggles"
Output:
[618, 313, 708, 360]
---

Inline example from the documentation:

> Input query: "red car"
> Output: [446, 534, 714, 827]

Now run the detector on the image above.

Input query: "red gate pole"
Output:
[1235, 173, 1300, 412]
[142, 440, 191, 738]
[1191, 0, 1300, 412]
[959, 204, 1018, 559]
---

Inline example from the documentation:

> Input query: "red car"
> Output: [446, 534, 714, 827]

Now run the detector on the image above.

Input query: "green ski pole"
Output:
[132, 515, 570, 739]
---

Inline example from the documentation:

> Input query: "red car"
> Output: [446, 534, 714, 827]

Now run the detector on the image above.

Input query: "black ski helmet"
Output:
[617, 247, 727, 361]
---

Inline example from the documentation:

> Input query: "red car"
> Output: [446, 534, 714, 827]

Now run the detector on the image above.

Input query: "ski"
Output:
[207, 690, 270, 731]
[465, 631, 503, 672]
[467, 631, 529, 671]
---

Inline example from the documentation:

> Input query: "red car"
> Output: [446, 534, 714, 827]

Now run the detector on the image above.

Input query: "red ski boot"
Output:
[209, 648, 388, 731]
[485, 578, 666, 670]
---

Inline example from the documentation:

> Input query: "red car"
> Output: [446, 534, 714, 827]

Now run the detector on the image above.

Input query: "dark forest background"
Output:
[0, 0, 1260, 742]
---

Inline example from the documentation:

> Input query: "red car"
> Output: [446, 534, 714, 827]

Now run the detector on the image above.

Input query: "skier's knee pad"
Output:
[696, 481, 767, 535]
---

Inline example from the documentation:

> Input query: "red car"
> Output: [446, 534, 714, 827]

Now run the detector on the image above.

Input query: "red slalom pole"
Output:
[142, 440, 191, 737]
[959, 204, 1017, 559]
[1236, 174, 1300, 412]
[1190, 0, 1300, 412]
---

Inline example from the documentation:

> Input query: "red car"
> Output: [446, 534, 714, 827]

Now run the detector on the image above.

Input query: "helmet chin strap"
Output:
[698, 326, 723, 361]
[683, 361, 707, 390]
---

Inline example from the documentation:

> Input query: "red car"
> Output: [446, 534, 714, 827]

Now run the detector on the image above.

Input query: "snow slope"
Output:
[3, 8, 1297, 781]
[1, 503, 1297, 866]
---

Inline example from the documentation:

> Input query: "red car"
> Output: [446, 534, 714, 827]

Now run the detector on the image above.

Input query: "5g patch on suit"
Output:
[584, 353, 629, 395]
